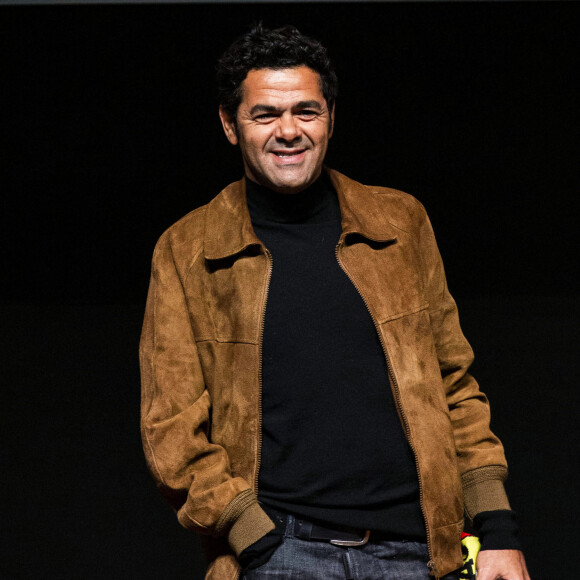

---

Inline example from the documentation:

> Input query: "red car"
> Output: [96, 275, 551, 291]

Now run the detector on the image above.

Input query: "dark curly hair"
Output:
[217, 24, 338, 121]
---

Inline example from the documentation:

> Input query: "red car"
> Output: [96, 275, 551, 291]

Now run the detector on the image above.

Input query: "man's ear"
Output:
[219, 107, 239, 146]
[329, 104, 335, 138]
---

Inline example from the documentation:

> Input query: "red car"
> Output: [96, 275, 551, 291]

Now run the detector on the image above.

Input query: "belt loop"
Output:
[342, 551, 355, 580]
[285, 513, 295, 538]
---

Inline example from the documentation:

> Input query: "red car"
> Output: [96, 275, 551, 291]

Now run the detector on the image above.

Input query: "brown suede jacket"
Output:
[140, 168, 510, 578]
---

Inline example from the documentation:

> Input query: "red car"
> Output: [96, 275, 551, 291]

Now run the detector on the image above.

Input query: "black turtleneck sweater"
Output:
[246, 174, 425, 539]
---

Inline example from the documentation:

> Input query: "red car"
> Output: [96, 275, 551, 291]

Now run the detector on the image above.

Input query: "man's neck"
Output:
[245, 173, 339, 224]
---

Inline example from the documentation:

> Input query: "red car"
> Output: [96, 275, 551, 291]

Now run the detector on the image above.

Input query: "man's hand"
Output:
[476, 549, 530, 580]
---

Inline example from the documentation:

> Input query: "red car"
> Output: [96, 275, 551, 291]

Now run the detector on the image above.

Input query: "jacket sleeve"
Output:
[139, 231, 274, 555]
[417, 205, 511, 521]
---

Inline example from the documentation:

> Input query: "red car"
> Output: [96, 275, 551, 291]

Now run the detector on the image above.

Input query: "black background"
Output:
[2, 2, 579, 578]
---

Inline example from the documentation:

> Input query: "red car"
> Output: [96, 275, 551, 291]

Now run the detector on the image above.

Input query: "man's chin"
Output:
[263, 169, 320, 194]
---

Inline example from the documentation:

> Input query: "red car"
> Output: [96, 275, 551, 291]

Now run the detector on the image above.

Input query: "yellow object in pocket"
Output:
[459, 533, 481, 579]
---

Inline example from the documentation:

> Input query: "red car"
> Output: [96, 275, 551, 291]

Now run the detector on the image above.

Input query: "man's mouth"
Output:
[270, 149, 307, 163]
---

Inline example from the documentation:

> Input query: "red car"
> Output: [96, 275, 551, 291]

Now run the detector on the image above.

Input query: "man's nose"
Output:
[275, 112, 301, 141]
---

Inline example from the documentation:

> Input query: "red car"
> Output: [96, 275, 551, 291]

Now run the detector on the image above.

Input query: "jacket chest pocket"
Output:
[185, 251, 270, 345]
[338, 239, 427, 323]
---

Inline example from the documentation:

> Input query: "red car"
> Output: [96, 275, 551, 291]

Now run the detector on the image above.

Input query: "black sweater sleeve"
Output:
[474, 510, 522, 551]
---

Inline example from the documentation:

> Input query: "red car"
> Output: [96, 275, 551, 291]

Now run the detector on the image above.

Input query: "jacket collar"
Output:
[203, 167, 398, 260]
[326, 168, 399, 244]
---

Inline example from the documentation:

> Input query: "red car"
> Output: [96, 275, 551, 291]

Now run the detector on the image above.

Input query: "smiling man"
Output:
[220, 66, 333, 194]
[140, 25, 530, 580]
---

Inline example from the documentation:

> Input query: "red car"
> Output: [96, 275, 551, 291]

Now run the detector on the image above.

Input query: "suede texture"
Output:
[140, 168, 509, 579]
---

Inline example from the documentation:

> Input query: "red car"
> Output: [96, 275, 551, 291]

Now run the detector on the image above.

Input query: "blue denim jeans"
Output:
[242, 514, 434, 580]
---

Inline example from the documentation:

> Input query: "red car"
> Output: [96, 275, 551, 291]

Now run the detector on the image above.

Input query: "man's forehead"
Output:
[240, 66, 325, 105]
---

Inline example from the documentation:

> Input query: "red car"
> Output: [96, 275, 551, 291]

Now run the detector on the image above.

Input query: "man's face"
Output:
[219, 66, 334, 194]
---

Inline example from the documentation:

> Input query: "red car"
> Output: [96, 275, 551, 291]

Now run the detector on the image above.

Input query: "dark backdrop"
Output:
[2, 2, 579, 578]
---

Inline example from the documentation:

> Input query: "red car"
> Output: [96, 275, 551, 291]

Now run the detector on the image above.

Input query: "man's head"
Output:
[217, 25, 338, 194]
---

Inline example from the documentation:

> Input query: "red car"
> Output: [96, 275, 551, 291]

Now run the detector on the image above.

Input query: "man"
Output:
[140, 25, 530, 579]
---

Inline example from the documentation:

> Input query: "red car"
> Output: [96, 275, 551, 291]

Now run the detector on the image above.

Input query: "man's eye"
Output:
[297, 110, 317, 119]
[255, 113, 276, 121]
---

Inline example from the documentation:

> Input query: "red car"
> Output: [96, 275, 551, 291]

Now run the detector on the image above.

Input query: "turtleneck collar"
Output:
[245, 173, 340, 225]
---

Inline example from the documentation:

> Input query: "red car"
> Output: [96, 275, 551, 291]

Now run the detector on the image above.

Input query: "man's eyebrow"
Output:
[248, 100, 324, 116]
[249, 104, 281, 116]
[294, 100, 324, 111]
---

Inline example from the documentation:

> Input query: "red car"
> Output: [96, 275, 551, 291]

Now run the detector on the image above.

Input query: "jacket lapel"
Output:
[327, 168, 399, 244]
[203, 178, 263, 260]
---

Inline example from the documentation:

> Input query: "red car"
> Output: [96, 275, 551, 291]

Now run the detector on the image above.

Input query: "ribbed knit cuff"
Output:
[473, 510, 523, 551]
[461, 467, 510, 520]
[227, 501, 275, 557]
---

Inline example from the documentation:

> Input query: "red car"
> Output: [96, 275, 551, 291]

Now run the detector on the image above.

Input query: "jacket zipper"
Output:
[235, 248, 273, 580]
[255, 248, 273, 494]
[335, 239, 438, 578]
